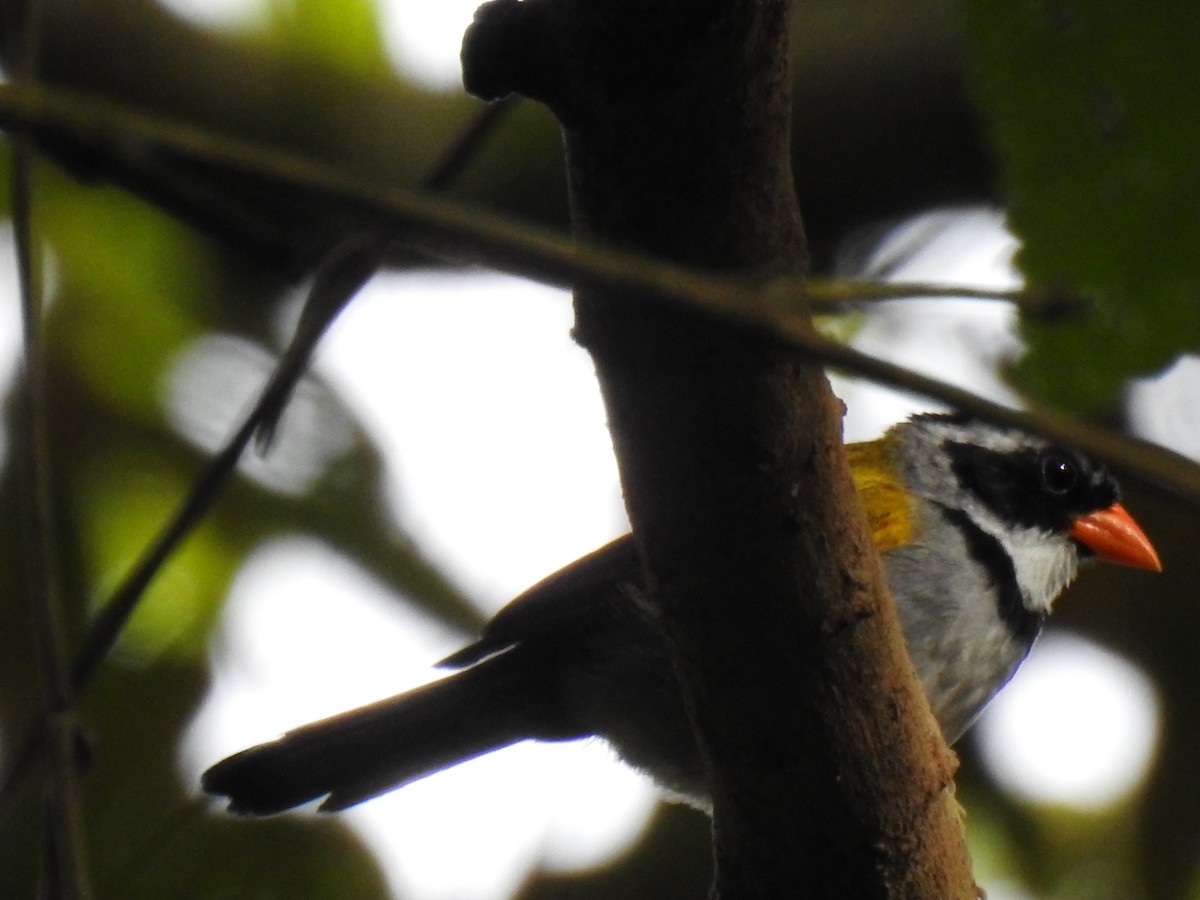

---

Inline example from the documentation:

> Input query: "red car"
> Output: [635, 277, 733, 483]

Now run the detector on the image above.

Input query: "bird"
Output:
[202, 413, 1161, 815]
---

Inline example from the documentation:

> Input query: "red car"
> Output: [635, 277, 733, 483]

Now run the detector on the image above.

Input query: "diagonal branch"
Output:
[0, 82, 1193, 507]
[0, 83, 1192, 503]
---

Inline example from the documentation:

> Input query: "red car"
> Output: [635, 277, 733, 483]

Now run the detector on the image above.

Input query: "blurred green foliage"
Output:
[964, 1, 1200, 411]
[0, 1, 1196, 899]
[266, 0, 394, 78]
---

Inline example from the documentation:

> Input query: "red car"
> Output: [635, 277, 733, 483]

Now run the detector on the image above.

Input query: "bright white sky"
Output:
[28, 2, 1177, 897]
[157, 0, 493, 90]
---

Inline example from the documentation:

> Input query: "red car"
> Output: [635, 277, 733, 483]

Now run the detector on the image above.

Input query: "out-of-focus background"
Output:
[0, 1, 1198, 898]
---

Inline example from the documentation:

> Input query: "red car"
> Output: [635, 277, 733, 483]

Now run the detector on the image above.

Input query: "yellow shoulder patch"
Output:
[846, 435, 915, 553]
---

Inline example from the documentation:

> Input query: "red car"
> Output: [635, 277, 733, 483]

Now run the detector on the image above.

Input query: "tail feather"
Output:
[202, 650, 559, 815]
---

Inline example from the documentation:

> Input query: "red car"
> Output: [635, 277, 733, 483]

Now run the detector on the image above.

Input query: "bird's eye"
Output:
[1041, 453, 1078, 495]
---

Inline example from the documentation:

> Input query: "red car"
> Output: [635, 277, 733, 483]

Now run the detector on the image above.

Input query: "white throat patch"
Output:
[994, 526, 1080, 614]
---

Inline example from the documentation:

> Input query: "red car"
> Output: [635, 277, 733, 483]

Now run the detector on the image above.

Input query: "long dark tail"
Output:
[202, 650, 563, 815]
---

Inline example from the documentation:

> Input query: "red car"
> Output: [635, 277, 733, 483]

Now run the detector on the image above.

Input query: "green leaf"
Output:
[963, 1, 1200, 410]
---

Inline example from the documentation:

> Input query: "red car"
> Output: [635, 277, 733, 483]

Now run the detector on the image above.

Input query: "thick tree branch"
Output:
[465, 0, 975, 896]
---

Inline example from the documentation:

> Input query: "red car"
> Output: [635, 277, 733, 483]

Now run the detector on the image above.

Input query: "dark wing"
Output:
[439, 535, 643, 669]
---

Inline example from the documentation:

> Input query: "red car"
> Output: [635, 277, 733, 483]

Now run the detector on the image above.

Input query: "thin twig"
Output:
[7, 5, 94, 897]
[798, 278, 1089, 320]
[254, 96, 518, 444]
[422, 96, 517, 191]
[14, 142, 94, 900]
[76, 98, 519, 684]
[0, 97, 516, 826]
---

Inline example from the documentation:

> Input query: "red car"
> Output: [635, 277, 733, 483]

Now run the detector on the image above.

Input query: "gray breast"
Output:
[884, 502, 1041, 743]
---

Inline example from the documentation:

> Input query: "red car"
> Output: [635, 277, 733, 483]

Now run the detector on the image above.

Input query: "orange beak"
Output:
[1069, 503, 1162, 571]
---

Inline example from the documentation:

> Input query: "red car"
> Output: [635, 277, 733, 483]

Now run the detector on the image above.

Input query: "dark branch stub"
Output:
[462, 0, 574, 117]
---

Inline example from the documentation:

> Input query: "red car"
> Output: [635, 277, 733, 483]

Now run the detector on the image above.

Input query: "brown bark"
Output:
[464, 1, 977, 897]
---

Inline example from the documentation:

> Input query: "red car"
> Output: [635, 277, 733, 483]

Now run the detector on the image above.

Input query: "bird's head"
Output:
[892, 414, 1160, 616]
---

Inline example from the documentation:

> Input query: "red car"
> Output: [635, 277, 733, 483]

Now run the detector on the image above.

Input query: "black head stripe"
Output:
[945, 440, 1119, 533]
[939, 506, 1044, 645]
